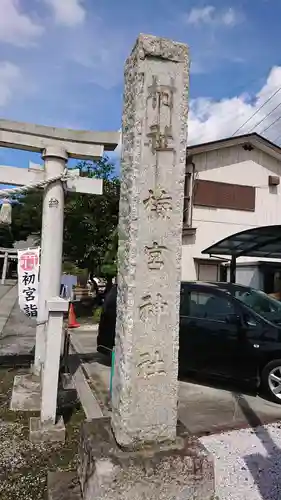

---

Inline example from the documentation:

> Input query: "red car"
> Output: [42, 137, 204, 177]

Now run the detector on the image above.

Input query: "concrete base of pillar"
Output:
[48, 471, 82, 500]
[78, 418, 215, 500]
[30, 362, 42, 378]
[29, 416, 65, 444]
[10, 373, 41, 411]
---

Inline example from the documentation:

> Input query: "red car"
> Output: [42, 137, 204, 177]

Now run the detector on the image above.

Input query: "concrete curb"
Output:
[68, 341, 104, 420]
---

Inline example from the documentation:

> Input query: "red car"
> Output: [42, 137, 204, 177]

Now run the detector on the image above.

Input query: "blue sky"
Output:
[1, 0, 281, 172]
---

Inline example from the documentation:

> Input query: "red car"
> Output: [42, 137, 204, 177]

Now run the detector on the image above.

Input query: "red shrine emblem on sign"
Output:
[19, 251, 39, 272]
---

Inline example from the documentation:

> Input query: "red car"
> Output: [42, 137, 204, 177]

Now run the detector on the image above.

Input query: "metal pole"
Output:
[1, 251, 8, 285]
[230, 255, 236, 283]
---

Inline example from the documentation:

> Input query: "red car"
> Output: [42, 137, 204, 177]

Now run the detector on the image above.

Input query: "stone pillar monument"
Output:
[78, 34, 215, 500]
[111, 34, 189, 448]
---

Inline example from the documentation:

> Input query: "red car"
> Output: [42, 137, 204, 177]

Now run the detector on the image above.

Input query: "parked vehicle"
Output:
[97, 281, 281, 404]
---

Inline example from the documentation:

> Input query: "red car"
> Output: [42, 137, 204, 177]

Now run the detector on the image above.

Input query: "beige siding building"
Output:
[182, 133, 281, 292]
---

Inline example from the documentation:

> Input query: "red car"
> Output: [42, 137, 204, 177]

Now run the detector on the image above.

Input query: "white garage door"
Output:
[196, 263, 219, 282]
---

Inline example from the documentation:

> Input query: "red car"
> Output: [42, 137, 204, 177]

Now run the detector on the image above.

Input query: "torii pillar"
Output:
[0, 119, 119, 374]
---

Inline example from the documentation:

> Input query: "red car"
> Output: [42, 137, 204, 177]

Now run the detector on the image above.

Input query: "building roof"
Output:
[202, 225, 281, 259]
[187, 133, 281, 162]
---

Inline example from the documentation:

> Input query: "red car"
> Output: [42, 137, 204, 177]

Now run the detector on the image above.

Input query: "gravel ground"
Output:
[0, 367, 84, 500]
[201, 422, 281, 500]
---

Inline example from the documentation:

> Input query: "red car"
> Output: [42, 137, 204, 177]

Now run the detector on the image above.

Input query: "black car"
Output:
[97, 281, 281, 404]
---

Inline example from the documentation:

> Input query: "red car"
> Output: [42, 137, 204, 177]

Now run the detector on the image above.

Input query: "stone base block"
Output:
[29, 416, 65, 444]
[78, 418, 215, 500]
[48, 471, 82, 500]
[10, 374, 41, 411]
[61, 373, 75, 390]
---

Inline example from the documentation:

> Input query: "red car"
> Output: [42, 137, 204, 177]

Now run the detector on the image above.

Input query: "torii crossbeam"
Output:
[0, 119, 119, 374]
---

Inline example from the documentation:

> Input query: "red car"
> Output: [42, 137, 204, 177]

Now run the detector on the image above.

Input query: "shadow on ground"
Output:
[177, 370, 281, 437]
[0, 352, 34, 369]
[235, 393, 281, 499]
[68, 351, 111, 367]
[179, 371, 257, 397]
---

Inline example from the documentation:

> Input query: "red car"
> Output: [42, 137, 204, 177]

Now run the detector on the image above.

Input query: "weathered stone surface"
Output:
[78, 418, 215, 500]
[112, 33, 189, 448]
[48, 471, 82, 500]
[10, 374, 41, 411]
[29, 416, 65, 444]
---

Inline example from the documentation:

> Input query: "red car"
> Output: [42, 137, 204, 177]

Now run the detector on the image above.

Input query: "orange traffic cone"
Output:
[68, 303, 80, 329]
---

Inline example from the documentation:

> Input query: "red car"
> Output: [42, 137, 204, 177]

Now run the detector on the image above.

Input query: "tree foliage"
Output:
[100, 227, 118, 278]
[8, 156, 120, 275]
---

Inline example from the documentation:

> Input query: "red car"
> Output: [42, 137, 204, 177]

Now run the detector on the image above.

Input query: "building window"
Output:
[183, 171, 191, 225]
[193, 179, 255, 211]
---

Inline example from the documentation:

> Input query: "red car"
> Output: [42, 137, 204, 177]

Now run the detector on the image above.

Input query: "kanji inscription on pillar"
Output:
[139, 292, 168, 323]
[143, 188, 173, 218]
[146, 75, 176, 154]
[144, 242, 167, 270]
[111, 34, 189, 449]
[137, 350, 166, 379]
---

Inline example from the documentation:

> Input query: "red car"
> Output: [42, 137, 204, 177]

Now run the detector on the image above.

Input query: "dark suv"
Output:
[97, 281, 281, 404]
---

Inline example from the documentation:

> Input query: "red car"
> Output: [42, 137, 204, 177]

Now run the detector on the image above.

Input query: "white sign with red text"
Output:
[17, 248, 40, 318]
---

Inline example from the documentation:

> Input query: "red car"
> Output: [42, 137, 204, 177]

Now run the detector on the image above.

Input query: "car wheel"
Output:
[261, 359, 281, 404]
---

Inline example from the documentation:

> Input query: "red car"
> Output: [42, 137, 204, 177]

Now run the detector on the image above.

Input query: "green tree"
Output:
[100, 227, 118, 277]
[10, 156, 120, 275]
[63, 157, 120, 274]
[11, 190, 42, 243]
[0, 225, 14, 248]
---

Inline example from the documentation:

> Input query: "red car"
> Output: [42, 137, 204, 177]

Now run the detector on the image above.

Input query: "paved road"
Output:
[0, 283, 14, 300]
[0, 283, 18, 337]
[178, 378, 281, 436]
[71, 328, 281, 436]
[0, 282, 36, 356]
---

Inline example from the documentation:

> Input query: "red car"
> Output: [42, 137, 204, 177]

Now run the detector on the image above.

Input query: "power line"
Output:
[192, 75, 277, 144]
[260, 113, 281, 136]
[271, 130, 281, 143]
[231, 85, 281, 136]
[247, 101, 281, 133]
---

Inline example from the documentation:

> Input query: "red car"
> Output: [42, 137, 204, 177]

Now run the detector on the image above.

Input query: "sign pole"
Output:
[1, 251, 8, 285]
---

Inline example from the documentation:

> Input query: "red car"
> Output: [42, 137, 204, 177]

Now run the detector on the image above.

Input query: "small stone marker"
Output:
[111, 34, 189, 448]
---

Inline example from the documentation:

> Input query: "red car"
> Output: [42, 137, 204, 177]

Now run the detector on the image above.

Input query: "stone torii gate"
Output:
[0, 119, 119, 375]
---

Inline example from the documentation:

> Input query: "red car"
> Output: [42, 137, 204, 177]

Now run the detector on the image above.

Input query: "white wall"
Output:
[226, 265, 263, 289]
[182, 145, 281, 281]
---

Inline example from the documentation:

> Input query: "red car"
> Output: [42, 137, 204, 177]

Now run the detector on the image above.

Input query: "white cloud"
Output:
[0, 0, 43, 47]
[45, 0, 86, 27]
[221, 7, 238, 26]
[185, 5, 240, 27]
[0, 62, 21, 107]
[188, 66, 281, 145]
[116, 69, 281, 154]
[186, 5, 214, 24]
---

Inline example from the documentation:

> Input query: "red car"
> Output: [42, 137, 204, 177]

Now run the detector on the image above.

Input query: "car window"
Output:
[190, 291, 235, 322]
[180, 285, 190, 316]
[235, 288, 281, 323]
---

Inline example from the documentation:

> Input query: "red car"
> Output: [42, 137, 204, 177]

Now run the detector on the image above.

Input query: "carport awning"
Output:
[202, 225, 281, 259]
